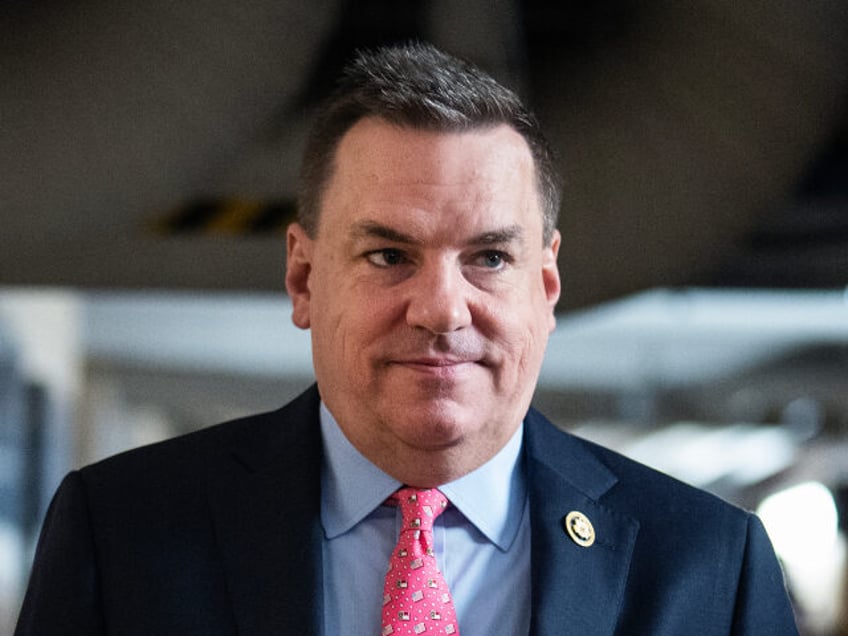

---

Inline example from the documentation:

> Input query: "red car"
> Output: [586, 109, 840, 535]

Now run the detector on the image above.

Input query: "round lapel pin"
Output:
[564, 510, 595, 547]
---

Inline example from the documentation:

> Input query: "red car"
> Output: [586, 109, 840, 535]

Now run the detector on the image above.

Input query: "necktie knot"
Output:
[390, 488, 448, 535]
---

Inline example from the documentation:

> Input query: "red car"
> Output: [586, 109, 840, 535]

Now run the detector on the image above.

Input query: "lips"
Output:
[399, 356, 476, 367]
[389, 355, 483, 382]
[381, 336, 488, 372]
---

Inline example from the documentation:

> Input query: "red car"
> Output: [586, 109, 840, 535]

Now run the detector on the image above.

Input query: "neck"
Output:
[360, 432, 516, 488]
[320, 400, 522, 487]
[375, 453, 472, 488]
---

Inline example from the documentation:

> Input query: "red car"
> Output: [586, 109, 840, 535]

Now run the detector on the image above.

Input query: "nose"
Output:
[405, 258, 472, 334]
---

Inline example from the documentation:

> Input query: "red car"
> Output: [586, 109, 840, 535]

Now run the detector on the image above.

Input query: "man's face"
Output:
[286, 117, 560, 485]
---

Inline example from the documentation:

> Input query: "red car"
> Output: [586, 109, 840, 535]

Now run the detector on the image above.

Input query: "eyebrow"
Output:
[350, 221, 419, 244]
[350, 221, 525, 247]
[471, 224, 525, 246]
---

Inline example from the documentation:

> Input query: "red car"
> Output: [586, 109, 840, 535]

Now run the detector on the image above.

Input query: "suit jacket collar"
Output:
[524, 407, 639, 635]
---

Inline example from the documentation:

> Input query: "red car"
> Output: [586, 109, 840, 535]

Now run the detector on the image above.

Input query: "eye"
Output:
[365, 248, 407, 267]
[474, 250, 510, 270]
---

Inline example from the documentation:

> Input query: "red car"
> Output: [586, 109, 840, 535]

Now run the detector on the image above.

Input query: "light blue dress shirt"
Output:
[319, 403, 531, 635]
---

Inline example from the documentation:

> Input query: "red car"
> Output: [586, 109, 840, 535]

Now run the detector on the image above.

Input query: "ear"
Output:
[542, 230, 562, 333]
[285, 222, 314, 329]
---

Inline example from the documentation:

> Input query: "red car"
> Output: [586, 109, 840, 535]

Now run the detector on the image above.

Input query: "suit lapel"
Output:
[207, 387, 325, 636]
[525, 410, 639, 635]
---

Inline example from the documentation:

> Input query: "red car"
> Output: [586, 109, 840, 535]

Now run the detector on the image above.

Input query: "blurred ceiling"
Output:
[1, 0, 847, 310]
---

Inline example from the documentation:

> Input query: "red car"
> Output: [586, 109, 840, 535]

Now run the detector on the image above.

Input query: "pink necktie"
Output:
[381, 488, 460, 635]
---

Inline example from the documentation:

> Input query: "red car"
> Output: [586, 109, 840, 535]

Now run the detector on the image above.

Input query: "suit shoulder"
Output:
[526, 409, 750, 522]
[79, 385, 320, 490]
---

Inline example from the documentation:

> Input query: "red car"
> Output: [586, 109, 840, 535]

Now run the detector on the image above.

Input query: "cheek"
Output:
[484, 298, 552, 377]
[312, 288, 394, 366]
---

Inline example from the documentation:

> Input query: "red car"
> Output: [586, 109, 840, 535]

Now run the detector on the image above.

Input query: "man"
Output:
[16, 43, 797, 635]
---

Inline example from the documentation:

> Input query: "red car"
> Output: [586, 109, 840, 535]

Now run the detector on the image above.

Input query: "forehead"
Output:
[334, 117, 534, 183]
[319, 118, 542, 237]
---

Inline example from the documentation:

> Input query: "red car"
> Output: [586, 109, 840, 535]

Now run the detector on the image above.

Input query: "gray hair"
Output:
[297, 41, 561, 245]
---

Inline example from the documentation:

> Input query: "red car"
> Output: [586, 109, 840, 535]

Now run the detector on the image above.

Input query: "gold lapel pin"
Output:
[564, 510, 595, 547]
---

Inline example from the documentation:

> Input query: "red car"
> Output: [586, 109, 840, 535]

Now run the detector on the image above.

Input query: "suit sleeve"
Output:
[731, 513, 799, 635]
[14, 471, 106, 636]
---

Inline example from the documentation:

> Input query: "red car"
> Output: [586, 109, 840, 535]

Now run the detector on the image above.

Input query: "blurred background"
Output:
[1, 0, 847, 633]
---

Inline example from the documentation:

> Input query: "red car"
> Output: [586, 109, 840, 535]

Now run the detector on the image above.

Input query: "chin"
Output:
[397, 423, 467, 453]
[390, 402, 479, 447]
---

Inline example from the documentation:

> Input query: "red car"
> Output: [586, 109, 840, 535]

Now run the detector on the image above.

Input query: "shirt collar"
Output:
[439, 424, 526, 551]
[319, 402, 527, 551]
[320, 402, 401, 539]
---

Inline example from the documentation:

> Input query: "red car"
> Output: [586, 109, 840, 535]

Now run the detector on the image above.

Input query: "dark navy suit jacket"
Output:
[16, 385, 798, 634]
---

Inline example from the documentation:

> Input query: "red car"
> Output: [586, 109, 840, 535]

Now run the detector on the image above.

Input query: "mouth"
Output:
[390, 356, 482, 375]
[396, 348, 484, 363]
